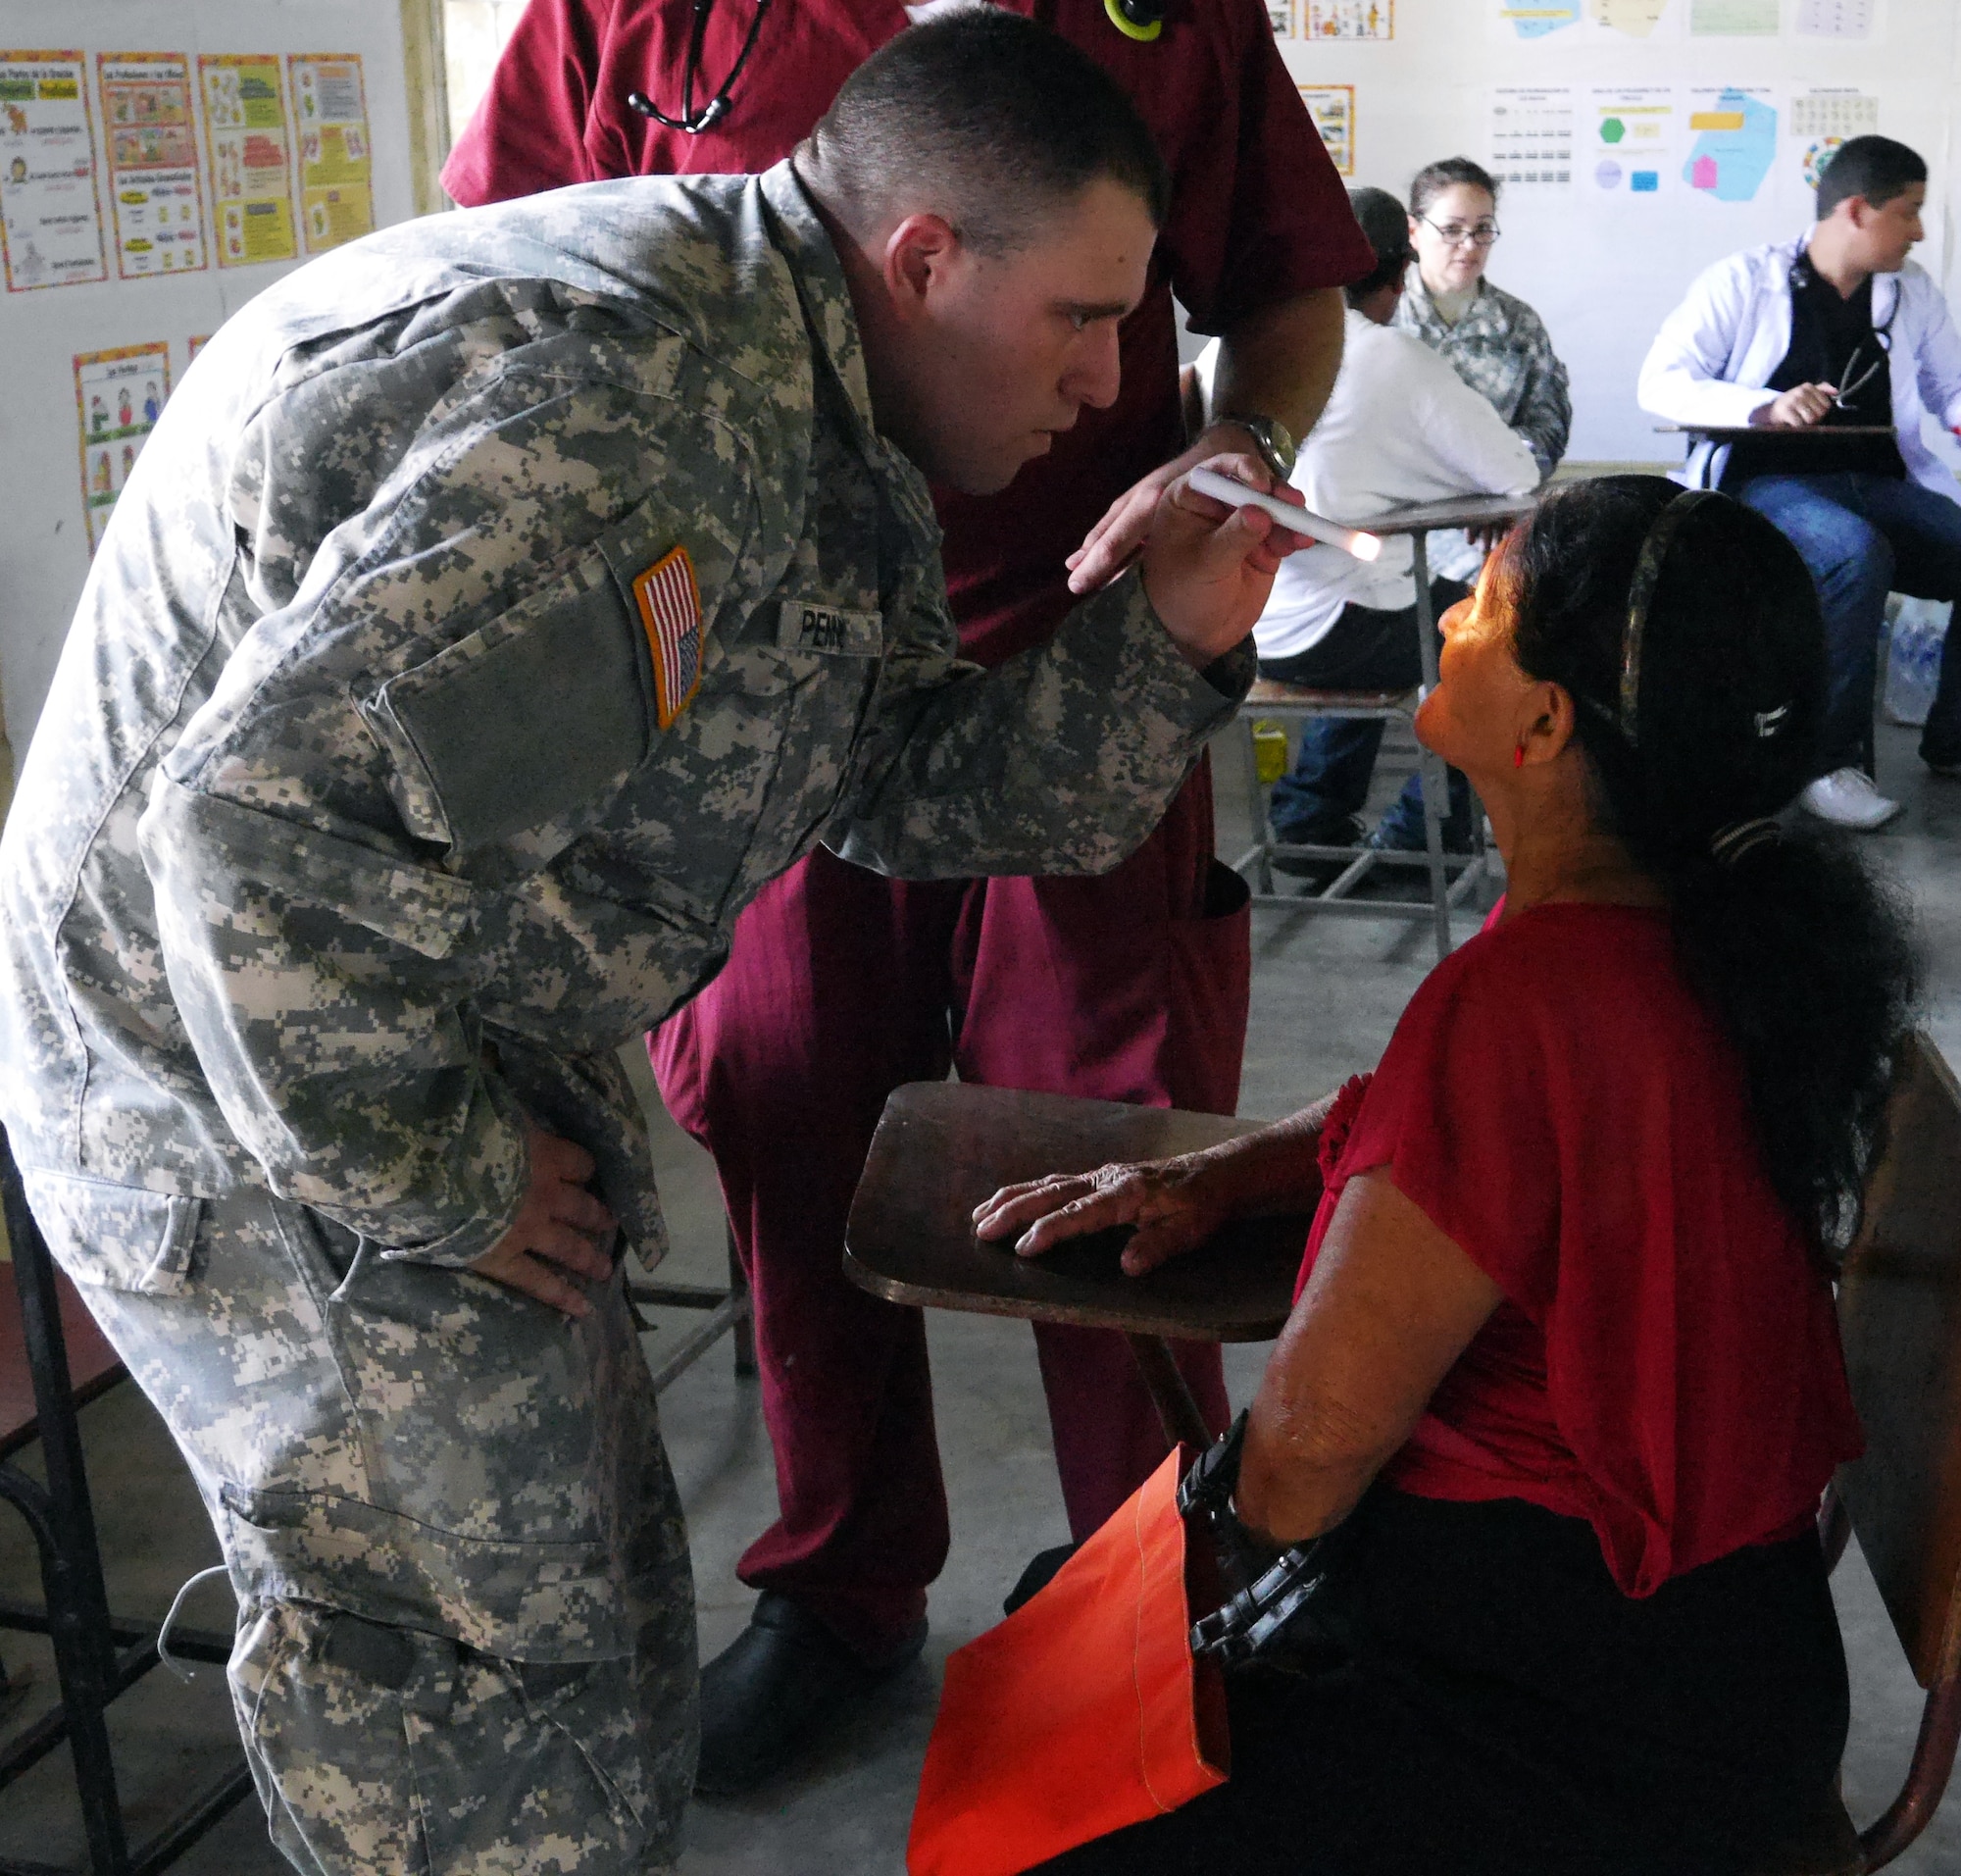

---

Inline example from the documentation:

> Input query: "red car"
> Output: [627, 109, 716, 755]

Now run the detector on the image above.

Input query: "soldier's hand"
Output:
[1136, 452, 1314, 671]
[470, 1125, 616, 1318]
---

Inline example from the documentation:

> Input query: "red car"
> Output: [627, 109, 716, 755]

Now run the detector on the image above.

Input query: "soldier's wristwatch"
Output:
[1216, 411, 1297, 482]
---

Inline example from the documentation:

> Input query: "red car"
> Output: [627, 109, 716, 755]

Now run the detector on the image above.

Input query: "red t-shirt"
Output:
[441, 0, 1373, 666]
[1300, 902, 1862, 1597]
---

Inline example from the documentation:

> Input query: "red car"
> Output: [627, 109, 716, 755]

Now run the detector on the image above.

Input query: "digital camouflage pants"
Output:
[35, 1183, 697, 1874]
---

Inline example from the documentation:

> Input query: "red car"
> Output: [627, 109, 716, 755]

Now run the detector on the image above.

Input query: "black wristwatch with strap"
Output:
[1215, 411, 1298, 482]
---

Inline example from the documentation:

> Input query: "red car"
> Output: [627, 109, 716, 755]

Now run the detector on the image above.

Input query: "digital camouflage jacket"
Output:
[0, 163, 1248, 1285]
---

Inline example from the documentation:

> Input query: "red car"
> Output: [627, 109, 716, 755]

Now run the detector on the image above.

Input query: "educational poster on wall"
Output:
[1795, 0, 1879, 34]
[75, 343, 170, 555]
[1587, 87, 1675, 195]
[1683, 85, 1778, 200]
[0, 52, 108, 292]
[1589, 0, 1680, 35]
[1266, 1, 1295, 36]
[1297, 84, 1355, 176]
[97, 53, 208, 279]
[200, 53, 297, 269]
[290, 55, 376, 254]
[1498, 2, 1581, 38]
[188, 333, 210, 362]
[1687, 0, 1779, 33]
[1303, 1, 1392, 37]
[1490, 87, 1575, 190]
[1790, 88, 1878, 189]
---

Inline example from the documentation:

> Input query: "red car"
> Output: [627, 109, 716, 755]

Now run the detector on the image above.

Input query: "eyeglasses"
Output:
[1418, 217, 1501, 248]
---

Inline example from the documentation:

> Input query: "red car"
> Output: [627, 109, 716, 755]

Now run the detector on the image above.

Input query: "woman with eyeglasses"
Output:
[1398, 157, 1571, 481]
[978, 479, 1919, 1873]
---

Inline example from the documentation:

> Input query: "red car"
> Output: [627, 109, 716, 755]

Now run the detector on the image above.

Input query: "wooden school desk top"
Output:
[844, 1083, 1308, 1344]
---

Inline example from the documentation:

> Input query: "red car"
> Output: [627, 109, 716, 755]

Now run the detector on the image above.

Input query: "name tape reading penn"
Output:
[777, 600, 881, 656]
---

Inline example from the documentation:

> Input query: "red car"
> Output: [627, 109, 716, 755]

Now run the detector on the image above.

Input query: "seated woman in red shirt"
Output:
[974, 475, 1921, 1875]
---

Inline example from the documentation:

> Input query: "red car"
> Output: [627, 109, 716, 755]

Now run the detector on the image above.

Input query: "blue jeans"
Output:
[1736, 472, 1961, 772]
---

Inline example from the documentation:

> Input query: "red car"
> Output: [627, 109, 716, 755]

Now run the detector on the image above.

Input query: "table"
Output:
[843, 1083, 1312, 1452]
[1654, 424, 1896, 490]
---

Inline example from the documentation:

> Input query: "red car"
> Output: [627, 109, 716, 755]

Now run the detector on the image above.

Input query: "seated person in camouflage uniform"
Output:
[0, 17, 1311, 1872]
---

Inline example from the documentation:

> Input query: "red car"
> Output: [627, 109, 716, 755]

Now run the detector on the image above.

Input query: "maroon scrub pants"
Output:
[649, 762, 1249, 1658]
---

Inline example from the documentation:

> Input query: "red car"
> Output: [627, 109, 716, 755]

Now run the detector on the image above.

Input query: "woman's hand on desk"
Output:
[973, 1154, 1230, 1276]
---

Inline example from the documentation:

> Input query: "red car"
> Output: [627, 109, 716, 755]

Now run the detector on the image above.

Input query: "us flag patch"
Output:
[631, 545, 703, 731]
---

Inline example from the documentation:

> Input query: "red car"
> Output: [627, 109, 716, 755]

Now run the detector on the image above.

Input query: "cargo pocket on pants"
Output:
[19, 1167, 204, 1295]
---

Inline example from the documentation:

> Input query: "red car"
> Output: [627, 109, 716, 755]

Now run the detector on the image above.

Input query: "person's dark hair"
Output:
[1503, 476, 1921, 1256]
[1815, 134, 1928, 220]
[1345, 185, 1412, 305]
[796, 8, 1169, 255]
[1409, 156, 1500, 222]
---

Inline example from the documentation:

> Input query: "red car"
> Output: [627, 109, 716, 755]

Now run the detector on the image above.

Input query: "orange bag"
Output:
[907, 1446, 1230, 1876]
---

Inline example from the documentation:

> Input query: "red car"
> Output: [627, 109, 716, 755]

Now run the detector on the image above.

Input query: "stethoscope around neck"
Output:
[1786, 252, 1897, 411]
[624, 0, 1171, 134]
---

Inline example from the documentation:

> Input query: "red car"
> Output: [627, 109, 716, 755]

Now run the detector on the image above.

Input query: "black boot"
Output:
[694, 1592, 928, 1797]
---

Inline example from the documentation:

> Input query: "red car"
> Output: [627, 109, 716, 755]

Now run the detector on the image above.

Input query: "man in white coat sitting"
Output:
[1196, 186, 1538, 871]
[1639, 136, 1961, 829]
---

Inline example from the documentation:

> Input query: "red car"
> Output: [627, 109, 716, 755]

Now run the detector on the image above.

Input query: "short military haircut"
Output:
[1344, 186, 1412, 304]
[1816, 135, 1927, 219]
[797, 7, 1170, 257]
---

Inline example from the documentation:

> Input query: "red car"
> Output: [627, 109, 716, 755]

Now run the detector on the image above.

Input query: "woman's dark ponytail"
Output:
[1508, 477, 1921, 1256]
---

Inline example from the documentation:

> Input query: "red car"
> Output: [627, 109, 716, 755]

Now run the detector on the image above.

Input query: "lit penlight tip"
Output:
[1347, 532, 1383, 563]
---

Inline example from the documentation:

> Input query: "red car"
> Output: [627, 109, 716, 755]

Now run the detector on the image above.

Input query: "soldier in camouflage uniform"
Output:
[0, 18, 1304, 1872]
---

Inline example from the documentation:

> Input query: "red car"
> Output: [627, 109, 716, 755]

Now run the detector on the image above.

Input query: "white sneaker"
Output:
[1799, 768, 1902, 830]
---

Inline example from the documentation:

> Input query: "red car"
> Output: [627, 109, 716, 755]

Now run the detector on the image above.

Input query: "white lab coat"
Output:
[1637, 232, 1961, 498]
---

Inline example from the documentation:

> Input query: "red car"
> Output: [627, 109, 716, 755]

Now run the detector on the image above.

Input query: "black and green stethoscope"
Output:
[626, 0, 1168, 133]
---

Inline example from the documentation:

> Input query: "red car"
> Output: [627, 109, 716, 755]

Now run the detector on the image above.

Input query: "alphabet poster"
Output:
[97, 52, 208, 279]
[289, 54, 375, 253]
[0, 51, 108, 292]
[75, 342, 171, 555]
[199, 52, 296, 267]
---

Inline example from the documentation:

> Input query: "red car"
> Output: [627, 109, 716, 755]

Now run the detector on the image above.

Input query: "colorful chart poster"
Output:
[75, 343, 170, 555]
[1683, 86, 1778, 199]
[1689, 0, 1779, 32]
[1500, 3, 1582, 38]
[289, 54, 375, 254]
[1588, 86, 1675, 194]
[1490, 87, 1576, 190]
[1792, 89, 1879, 189]
[1297, 85, 1355, 177]
[1304, 1, 1393, 37]
[97, 53, 208, 279]
[200, 53, 296, 268]
[0, 52, 107, 292]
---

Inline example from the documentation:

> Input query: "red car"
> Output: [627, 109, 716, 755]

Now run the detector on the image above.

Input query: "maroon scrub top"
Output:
[442, 0, 1373, 666]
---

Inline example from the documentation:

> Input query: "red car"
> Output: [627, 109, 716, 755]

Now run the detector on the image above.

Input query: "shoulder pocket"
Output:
[20, 1169, 203, 1295]
[360, 540, 655, 859]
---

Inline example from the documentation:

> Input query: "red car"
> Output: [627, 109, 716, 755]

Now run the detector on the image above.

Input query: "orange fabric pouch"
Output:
[906, 1446, 1230, 1876]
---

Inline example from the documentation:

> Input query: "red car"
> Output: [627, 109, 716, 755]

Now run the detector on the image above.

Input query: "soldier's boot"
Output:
[230, 1598, 689, 1874]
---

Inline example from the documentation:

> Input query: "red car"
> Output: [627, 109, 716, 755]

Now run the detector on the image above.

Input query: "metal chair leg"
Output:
[1239, 714, 1276, 896]
[1409, 533, 1453, 961]
[0, 1152, 132, 1876]
[1124, 1335, 1213, 1455]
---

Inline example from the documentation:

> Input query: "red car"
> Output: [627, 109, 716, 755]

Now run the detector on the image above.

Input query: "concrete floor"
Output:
[1, 716, 1957, 1872]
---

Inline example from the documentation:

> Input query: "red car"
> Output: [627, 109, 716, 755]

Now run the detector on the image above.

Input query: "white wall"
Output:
[1273, 0, 1961, 465]
[0, 0, 421, 780]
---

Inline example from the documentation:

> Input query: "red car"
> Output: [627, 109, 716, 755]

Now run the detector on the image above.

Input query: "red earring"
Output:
[1513, 742, 1526, 769]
